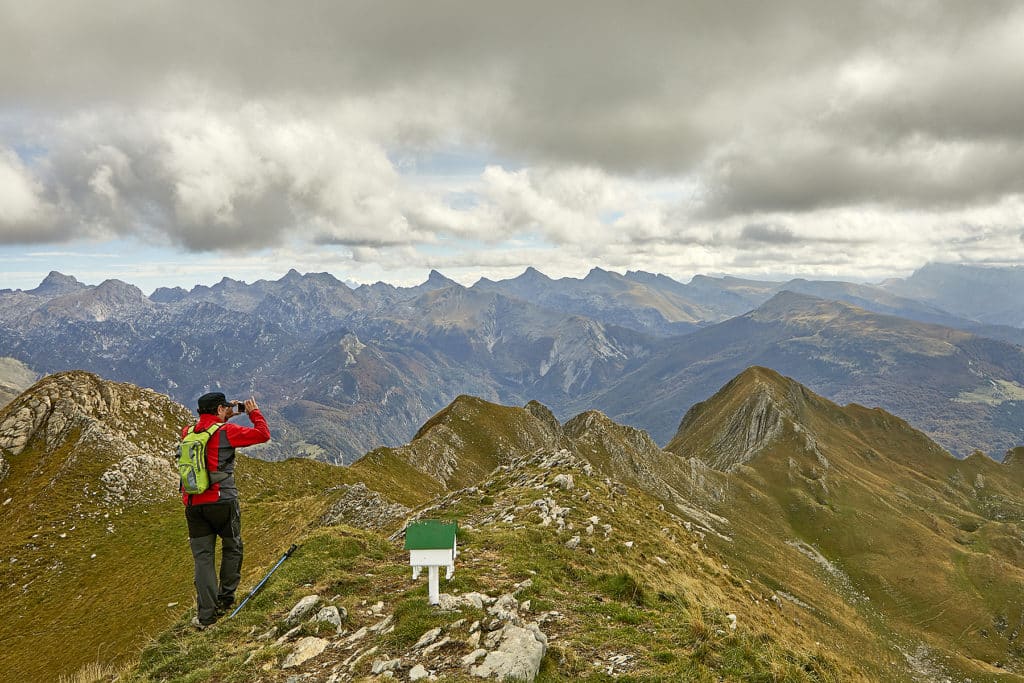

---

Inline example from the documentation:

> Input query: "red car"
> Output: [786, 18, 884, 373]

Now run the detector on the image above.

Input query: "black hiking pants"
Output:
[185, 499, 243, 624]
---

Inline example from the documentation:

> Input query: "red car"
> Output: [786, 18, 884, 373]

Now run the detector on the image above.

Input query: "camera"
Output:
[234, 401, 247, 413]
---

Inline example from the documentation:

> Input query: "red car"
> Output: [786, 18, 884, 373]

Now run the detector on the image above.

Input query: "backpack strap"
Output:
[202, 424, 226, 485]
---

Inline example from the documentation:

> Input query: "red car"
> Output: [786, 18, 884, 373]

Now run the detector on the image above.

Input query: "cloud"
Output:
[1, 0, 1024, 280]
[0, 148, 62, 242]
[4, 99, 483, 251]
[740, 224, 797, 245]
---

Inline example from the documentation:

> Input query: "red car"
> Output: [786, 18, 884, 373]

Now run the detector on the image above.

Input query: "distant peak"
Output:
[624, 269, 659, 281]
[514, 266, 551, 281]
[28, 271, 86, 297]
[150, 286, 187, 303]
[423, 270, 461, 288]
[747, 290, 832, 319]
[585, 266, 618, 281]
[95, 279, 143, 295]
[42, 271, 78, 285]
[281, 268, 303, 281]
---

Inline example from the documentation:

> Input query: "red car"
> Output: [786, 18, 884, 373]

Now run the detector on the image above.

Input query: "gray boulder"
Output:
[471, 623, 547, 681]
[286, 595, 322, 624]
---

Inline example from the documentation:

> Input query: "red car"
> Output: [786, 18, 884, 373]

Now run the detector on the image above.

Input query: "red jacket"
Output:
[180, 409, 271, 505]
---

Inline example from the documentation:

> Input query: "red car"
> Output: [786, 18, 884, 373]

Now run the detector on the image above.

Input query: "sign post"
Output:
[404, 520, 458, 605]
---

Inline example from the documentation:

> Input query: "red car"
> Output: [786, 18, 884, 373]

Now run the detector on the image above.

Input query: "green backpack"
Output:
[178, 424, 222, 495]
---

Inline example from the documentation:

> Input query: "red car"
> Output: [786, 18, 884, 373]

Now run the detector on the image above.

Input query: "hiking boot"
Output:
[191, 616, 217, 631]
[215, 598, 234, 617]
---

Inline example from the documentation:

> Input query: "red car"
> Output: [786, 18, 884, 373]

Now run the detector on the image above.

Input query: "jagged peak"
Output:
[564, 408, 616, 431]
[524, 400, 562, 438]
[150, 286, 187, 303]
[28, 271, 86, 297]
[624, 269, 669, 283]
[564, 409, 661, 453]
[584, 266, 622, 282]
[305, 271, 345, 286]
[425, 270, 461, 287]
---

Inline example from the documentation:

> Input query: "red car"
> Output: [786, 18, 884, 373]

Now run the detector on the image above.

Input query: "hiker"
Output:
[182, 392, 270, 629]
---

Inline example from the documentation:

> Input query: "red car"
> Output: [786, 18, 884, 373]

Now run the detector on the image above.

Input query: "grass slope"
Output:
[668, 366, 1024, 680]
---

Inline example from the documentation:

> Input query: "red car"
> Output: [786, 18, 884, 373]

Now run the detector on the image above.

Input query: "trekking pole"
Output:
[229, 544, 298, 619]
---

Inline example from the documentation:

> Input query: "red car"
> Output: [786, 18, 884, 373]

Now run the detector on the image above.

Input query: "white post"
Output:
[428, 565, 440, 605]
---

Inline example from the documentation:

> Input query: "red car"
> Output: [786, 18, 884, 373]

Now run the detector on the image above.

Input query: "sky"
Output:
[1, 1, 1023, 294]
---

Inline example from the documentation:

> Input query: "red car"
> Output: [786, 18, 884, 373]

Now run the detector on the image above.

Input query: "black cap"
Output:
[197, 392, 230, 414]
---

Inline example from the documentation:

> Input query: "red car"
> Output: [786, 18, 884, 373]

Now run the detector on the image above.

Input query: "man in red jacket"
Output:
[184, 392, 271, 629]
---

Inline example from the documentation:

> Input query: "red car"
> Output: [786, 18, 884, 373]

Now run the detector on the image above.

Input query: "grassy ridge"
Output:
[6, 368, 1024, 681]
[125, 453, 856, 682]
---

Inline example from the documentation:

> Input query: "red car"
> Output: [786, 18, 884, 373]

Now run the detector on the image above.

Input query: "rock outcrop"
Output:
[320, 482, 411, 530]
[0, 371, 190, 499]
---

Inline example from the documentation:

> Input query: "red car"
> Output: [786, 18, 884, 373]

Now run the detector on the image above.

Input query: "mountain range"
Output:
[1, 263, 1023, 463]
[2, 368, 1022, 681]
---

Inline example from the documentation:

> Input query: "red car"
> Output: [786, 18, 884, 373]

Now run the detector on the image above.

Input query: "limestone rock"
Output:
[372, 658, 401, 675]
[287, 595, 322, 624]
[313, 605, 343, 628]
[0, 372, 187, 461]
[470, 623, 547, 681]
[323, 481, 411, 528]
[438, 592, 491, 610]
[369, 614, 395, 633]
[413, 627, 442, 649]
[100, 453, 178, 505]
[552, 473, 574, 490]
[488, 594, 520, 623]
[409, 663, 430, 680]
[281, 636, 329, 668]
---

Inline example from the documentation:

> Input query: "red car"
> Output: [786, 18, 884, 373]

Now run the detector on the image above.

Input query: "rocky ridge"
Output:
[215, 445, 747, 682]
[0, 371, 190, 505]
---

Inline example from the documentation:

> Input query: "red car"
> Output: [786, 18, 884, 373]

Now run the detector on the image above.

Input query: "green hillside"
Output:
[3, 368, 1024, 681]
[668, 367, 1024, 680]
[0, 372, 357, 681]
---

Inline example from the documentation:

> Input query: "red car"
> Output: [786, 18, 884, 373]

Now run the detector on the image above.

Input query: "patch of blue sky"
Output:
[0, 241, 125, 290]
[391, 147, 486, 176]
[392, 145, 522, 180]
[0, 239, 294, 293]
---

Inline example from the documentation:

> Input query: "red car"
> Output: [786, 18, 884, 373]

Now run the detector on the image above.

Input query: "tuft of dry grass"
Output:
[58, 659, 132, 683]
